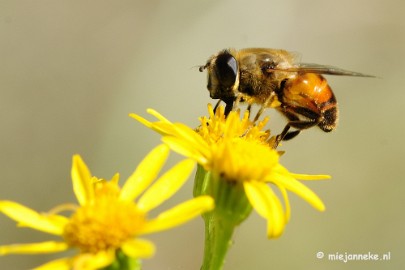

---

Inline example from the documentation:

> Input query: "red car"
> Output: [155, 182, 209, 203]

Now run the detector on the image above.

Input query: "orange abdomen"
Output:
[281, 73, 338, 131]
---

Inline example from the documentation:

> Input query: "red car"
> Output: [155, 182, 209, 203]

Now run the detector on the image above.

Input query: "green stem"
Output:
[200, 212, 236, 270]
[194, 165, 253, 270]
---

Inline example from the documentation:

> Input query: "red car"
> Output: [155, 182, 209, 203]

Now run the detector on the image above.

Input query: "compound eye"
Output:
[214, 52, 238, 88]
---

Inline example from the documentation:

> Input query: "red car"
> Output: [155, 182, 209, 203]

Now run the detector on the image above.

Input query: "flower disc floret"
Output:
[63, 182, 146, 253]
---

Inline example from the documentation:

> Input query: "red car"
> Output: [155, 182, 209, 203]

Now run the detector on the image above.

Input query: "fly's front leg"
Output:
[253, 93, 278, 122]
[213, 100, 222, 113]
[221, 96, 236, 116]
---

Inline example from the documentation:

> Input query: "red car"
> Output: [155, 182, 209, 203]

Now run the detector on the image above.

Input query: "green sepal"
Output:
[102, 249, 141, 270]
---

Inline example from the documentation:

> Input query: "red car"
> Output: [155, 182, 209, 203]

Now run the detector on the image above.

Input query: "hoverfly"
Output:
[200, 48, 373, 146]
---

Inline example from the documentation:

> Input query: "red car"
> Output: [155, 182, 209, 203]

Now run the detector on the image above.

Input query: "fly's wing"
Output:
[277, 63, 375, 77]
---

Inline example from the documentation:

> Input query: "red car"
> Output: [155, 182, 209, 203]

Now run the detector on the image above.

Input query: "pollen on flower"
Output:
[197, 104, 273, 147]
[194, 104, 280, 182]
[211, 138, 280, 182]
[63, 181, 146, 253]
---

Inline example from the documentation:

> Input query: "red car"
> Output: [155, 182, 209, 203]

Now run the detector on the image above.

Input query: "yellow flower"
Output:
[0, 145, 214, 270]
[131, 104, 330, 238]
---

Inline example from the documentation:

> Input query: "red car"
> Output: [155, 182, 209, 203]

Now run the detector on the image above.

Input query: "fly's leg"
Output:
[213, 100, 222, 113]
[273, 107, 322, 148]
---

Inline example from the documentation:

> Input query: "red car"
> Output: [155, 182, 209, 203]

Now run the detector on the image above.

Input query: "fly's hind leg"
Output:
[273, 107, 322, 148]
[273, 112, 301, 148]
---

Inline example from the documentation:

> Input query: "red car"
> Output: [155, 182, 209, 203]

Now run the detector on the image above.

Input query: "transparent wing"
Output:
[273, 63, 375, 77]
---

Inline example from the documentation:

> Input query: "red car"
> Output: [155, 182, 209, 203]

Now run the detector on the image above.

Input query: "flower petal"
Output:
[0, 241, 68, 255]
[130, 108, 178, 137]
[277, 185, 291, 222]
[290, 173, 331, 180]
[120, 144, 170, 202]
[270, 167, 326, 211]
[121, 238, 155, 259]
[130, 113, 175, 136]
[72, 249, 115, 270]
[162, 136, 208, 165]
[110, 173, 120, 184]
[71, 155, 94, 206]
[129, 113, 153, 128]
[137, 159, 195, 212]
[140, 196, 214, 234]
[243, 181, 285, 238]
[132, 109, 211, 162]
[151, 122, 179, 136]
[146, 108, 172, 123]
[171, 122, 210, 154]
[0, 201, 67, 235]
[33, 257, 71, 270]
[271, 164, 330, 181]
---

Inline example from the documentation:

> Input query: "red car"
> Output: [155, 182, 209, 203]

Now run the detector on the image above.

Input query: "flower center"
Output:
[63, 181, 146, 253]
[211, 138, 279, 182]
[196, 106, 279, 182]
[197, 106, 272, 145]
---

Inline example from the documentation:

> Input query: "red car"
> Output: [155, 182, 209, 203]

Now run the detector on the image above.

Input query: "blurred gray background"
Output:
[1, 0, 404, 269]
